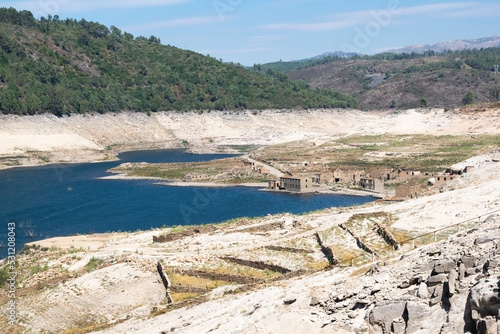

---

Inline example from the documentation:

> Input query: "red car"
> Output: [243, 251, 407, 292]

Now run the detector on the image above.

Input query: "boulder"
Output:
[406, 301, 446, 334]
[444, 292, 469, 333]
[391, 319, 406, 333]
[484, 214, 499, 222]
[448, 269, 457, 296]
[371, 284, 382, 294]
[459, 263, 465, 281]
[461, 256, 477, 270]
[368, 302, 406, 334]
[283, 296, 297, 305]
[477, 316, 497, 334]
[483, 258, 500, 274]
[417, 283, 429, 299]
[469, 279, 500, 333]
[430, 284, 444, 306]
[474, 234, 500, 245]
[433, 260, 456, 274]
[428, 274, 448, 285]
[310, 296, 320, 306]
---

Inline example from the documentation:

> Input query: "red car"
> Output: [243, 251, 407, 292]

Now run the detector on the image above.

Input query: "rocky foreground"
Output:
[107, 214, 500, 334]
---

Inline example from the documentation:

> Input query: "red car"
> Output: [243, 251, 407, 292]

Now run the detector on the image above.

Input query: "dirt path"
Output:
[244, 155, 285, 178]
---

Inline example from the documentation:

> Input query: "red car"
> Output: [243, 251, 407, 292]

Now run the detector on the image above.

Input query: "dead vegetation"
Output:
[256, 133, 500, 175]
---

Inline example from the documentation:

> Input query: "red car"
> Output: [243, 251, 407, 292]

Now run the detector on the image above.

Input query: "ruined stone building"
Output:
[184, 173, 209, 181]
[369, 168, 398, 181]
[433, 174, 459, 187]
[359, 177, 385, 192]
[396, 182, 426, 200]
[268, 176, 312, 192]
[312, 172, 334, 184]
[231, 165, 252, 175]
[397, 169, 422, 181]
[333, 167, 366, 184]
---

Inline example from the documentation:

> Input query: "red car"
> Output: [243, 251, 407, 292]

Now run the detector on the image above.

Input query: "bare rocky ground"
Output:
[0, 108, 499, 333]
[1, 108, 500, 169]
[0, 149, 497, 333]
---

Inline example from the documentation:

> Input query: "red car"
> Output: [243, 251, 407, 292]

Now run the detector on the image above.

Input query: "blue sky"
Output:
[3, 0, 500, 65]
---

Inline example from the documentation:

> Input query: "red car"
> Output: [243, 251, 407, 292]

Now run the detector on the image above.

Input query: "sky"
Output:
[3, 0, 500, 65]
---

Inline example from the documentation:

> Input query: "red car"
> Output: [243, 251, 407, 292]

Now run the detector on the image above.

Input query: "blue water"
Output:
[0, 149, 374, 257]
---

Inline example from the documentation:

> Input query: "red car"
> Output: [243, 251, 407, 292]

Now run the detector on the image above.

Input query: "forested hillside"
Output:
[0, 7, 355, 116]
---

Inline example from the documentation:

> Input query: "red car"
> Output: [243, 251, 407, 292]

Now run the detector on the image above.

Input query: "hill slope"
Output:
[0, 8, 355, 116]
[288, 49, 500, 109]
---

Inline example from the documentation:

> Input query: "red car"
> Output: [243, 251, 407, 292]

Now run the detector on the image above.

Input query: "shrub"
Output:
[85, 257, 103, 273]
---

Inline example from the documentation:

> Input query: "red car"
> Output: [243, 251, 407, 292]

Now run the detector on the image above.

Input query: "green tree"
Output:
[462, 91, 475, 105]
[0, 7, 357, 115]
[420, 97, 428, 108]
[490, 87, 500, 101]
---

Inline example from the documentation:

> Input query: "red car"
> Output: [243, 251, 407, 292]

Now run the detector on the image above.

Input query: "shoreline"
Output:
[96, 172, 166, 181]
[262, 187, 383, 198]
[2, 107, 500, 172]
[100, 173, 382, 197]
[155, 181, 267, 188]
[0, 146, 239, 172]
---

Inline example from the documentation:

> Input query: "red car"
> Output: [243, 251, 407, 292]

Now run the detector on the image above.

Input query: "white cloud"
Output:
[398, 2, 476, 16]
[260, 2, 496, 32]
[3, 0, 191, 16]
[261, 20, 359, 32]
[126, 16, 223, 32]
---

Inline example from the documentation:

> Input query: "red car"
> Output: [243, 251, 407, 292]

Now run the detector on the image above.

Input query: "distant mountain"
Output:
[385, 36, 500, 54]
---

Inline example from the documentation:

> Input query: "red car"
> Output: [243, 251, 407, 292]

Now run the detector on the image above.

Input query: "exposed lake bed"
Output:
[1, 109, 500, 334]
[0, 148, 375, 257]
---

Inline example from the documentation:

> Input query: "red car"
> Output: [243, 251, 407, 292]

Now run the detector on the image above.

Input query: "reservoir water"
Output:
[0, 149, 374, 257]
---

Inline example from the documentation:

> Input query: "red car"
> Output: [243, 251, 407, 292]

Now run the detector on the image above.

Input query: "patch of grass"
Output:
[37, 155, 50, 163]
[171, 292, 200, 302]
[4, 160, 21, 166]
[259, 133, 500, 174]
[209, 262, 281, 279]
[301, 208, 326, 216]
[85, 257, 103, 273]
[30, 264, 49, 275]
[349, 265, 371, 277]
[0, 267, 8, 287]
[167, 225, 195, 234]
[221, 216, 262, 225]
[61, 322, 110, 334]
[168, 272, 230, 289]
[225, 144, 259, 153]
[306, 260, 329, 271]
